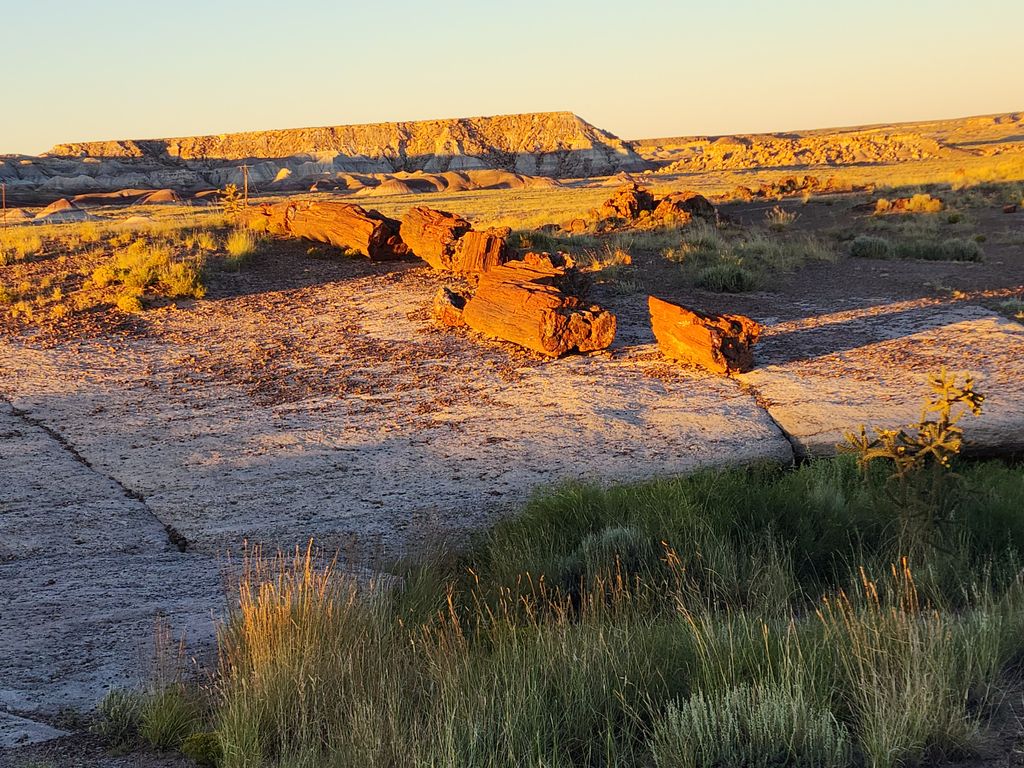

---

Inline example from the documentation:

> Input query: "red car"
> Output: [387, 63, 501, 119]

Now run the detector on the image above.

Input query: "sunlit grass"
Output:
[174, 458, 1024, 768]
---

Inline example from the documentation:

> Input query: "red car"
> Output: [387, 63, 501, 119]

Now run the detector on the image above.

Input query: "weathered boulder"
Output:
[400, 207, 472, 271]
[247, 201, 407, 259]
[648, 296, 761, 375]
[432, 286, 468, 327]
[462, 255, 615, 356]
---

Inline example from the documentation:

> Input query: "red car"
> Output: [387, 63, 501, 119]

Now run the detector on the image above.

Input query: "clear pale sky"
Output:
[2, 0, 1020, 155]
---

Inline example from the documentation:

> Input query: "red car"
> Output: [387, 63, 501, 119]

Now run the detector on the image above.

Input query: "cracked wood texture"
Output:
[649, 296, 762, 374]
[463, 257, 616, 356]
[249, 200, 408, 260]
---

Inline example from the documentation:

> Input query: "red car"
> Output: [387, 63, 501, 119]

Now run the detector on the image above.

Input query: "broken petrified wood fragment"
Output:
[599, 182, 656, 220]
[652, 190, 716, 221]
[648, 296, 761, 374]
[462, 256, 616, 357]
[452, 226, 512, 274]
[247, 200, 408, 260]
[432, 286, 468, 328]
[400, 206, 472, 271]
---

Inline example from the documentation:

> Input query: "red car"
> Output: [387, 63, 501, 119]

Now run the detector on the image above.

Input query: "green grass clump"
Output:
[207, 456, 1024, 768]
[696, 260, 757, 292]
[92, 690, 142, 751]
[651, 682, 851, 768]
[894, 238, 983, 262]
[850, 235, 893, 259]
[180, 731, 223, 767]
[138, 686, 202, 751]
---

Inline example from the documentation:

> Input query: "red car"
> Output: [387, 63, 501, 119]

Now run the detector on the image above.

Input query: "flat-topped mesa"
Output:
[47, 112, 649, 178]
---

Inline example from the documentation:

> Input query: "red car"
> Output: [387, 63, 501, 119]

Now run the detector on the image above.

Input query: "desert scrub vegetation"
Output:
[88, 237, 206, 310]
[663, 221, 834, 292]
[108, 379, 1024, 768]
[849, 233, 982, 262]
[0, 214, 246, 326]
[190, 454, 1024, 768]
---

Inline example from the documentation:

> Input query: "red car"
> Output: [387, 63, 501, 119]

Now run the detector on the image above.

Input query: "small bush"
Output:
[651, 683, 851, 768]
[93, 690, 142, 751]
[181, 731, 223, 767]
[696, 261, 757, 292]
[894, 238, 983, 262]
[850, 235, 893, 259]
[116, 289, 144, 313]
[139, 687, 201, 750]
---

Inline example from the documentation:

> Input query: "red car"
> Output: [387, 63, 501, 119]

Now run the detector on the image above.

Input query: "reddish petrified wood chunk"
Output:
[648, 296, 761, 374]
[432, 286, 468, 328]
[453, 227, 511, 274]
[462, 257, 616, 357]
[247, 200, 407, 260]
[653, 190, 716, 221]
[400, 207, 472, 271]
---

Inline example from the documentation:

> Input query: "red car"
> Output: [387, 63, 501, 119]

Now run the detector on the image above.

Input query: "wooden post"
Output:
[239, 165, 250, 208]
[1, 182, 6, 229]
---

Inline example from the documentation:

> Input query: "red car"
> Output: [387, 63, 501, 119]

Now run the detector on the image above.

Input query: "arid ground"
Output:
[2, 111, 1024, 766]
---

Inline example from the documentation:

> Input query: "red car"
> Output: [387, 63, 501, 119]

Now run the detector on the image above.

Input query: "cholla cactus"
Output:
[220, 183, 244, 219]
[841, 369, 984, 480]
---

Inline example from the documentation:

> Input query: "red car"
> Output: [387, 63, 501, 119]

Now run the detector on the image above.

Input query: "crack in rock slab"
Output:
[0, 402, 224, 716]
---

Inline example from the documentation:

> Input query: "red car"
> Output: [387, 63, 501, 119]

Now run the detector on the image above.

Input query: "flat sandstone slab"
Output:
[0, 402, 223, 716]
[739, 301, 1024, 456]
[0, 268, 792, 560]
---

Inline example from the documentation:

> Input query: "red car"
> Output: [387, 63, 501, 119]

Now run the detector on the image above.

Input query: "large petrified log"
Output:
[400, 207, 472, 271]
[246, 201, 407, 260]
[401, 207, 511, 274]
[648, 296, 761, 374]
[462, 254, 616, 356]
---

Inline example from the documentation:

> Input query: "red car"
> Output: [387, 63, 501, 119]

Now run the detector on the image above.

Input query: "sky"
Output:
[1, 0, 1021, 155]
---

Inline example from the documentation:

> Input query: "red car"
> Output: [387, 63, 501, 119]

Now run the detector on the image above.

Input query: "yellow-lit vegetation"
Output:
[0, 212, 236, 326]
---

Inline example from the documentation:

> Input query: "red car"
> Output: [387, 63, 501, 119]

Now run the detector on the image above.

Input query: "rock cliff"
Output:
[1, 112, 648, 202]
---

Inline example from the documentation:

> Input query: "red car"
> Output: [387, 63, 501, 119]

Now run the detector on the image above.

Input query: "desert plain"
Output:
[2, 109, 1024, 767]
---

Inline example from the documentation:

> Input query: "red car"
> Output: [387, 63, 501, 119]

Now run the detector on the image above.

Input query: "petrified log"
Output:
[599, 182, 656, 220]
[432, 286, 468, 328]
[462, 257, 616, 357]
[400, 207, 472, 271]
[452, 226, 511, 274]
[247, 201, 407, 259]
[648, 296, 761, 374]
[654, 191, 716, 220]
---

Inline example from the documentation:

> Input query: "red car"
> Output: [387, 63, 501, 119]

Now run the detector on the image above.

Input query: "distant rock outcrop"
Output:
[0, 113, 647, 201]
